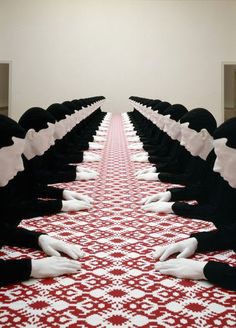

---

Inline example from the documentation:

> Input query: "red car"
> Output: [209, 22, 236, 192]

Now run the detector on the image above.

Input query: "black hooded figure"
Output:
[154, 119, 236, 291]
[47, 103, 87, 162]
[131, 101, 172, 147]
[128, 99, 162, 135]
[0, 114, 47, 286]
[188, 221, 236, 291]
[144, 104, 188, 156]
[168, 117, 236, 228]
[0, 112, 66, 226]
[135, 104, 189, 176]
[157, 108, 217, 185]
[19, 107, 78, 184]
[62, 98, 106, 143]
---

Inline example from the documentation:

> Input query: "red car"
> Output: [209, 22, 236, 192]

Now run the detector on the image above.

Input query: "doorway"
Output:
[223, 63, 236, 121]
[0, 62, 11, 117]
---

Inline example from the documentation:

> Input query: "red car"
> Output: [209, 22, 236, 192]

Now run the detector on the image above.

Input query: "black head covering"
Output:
[155, 101, 171, 114]
[213, 117, 236, 149]
[47, 103, 71, 121]
[18, 107, 55, 132]
[71, 99, 80, 110]
[163, 104, 188, 121]
[62, 101, 74, 110]
[0, 115, 25, 148]
[150, 99, 161, 109]
[180, 108, 217, 135]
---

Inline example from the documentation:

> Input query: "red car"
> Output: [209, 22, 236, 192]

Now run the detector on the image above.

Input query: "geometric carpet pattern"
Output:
[0, 114, 235, 327]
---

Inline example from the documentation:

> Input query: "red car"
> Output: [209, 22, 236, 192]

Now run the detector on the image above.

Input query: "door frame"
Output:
[0, 60, 12, 117]
[222, 61, 236, 122]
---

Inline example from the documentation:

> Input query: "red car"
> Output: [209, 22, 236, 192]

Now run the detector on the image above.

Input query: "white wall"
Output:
[0, 0, 236, 122]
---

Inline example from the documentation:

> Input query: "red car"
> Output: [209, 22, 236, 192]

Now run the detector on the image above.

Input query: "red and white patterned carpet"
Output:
[0, 114, 235, 328]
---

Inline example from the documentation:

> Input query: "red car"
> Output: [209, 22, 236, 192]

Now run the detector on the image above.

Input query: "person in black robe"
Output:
[153, 219, 236, 291]
[142, 118, 236, 228]
[138, 108, 216, 186]
[19, 107, 99, 184]
[134, 104, 188, 175]
[0, 115, 83, 286]
[0, 114, 92, 228]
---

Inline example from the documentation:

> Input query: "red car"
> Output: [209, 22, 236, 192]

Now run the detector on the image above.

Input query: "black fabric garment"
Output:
[190, 223, 236, 291]
[169, 116, 236, 226]
[18, 106, 80, 184]
[143, 134, 173, 156]
[141, 103, 187, 156]
[158, 156, 207, 185]
[154, 141, 182, 171]
[203, 262, 236, 291]
[28, 154, 77, 184]
[150, 145, 192, 175]
[0, 158, 63, 226]
[0, 224, 43, 286]
[0, 258, 32, 286]
[169, 152, 236, 227]
[157, 108, 216, 185]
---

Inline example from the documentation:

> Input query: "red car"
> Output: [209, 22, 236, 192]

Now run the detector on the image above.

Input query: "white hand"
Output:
[128, 144, 143, 150]
[83, 152, 101, 162]
[38, 235, 84, 259]
[142, 201, 174, 213]
[98, 127, 107, 131]
[89, 142, 103, 150]
[135, 167, 157, 176]
[100, 122, 109, 127]
[141, 191, 171, 204]
[96, 131, 106, 136]
[93, 135, 106, 142]
[155, 258, 207, 280]
[76, 166, 98, 175]
[137, 173, 160, 181]
[126, 131, 137, 136]
[132, 151, 147, 157]
[31, 256, 81, 278]
[76, 172, 97, 180]
[131, 154, 148, 162]
[128, 136, 140, 142]
[62, 199, 92, 211]
[63, 190, 93, 203]
[153, 238, 198, 261]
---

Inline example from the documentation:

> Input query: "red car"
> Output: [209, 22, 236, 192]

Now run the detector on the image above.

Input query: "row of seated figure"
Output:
[122, 96, 236, 291]
[0, 96, 109, 286]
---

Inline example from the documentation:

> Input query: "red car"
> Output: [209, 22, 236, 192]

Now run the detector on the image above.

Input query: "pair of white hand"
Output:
[135, 166, 160, 181]
[126, 131, 137, 137]
[31, 235, 83, 278]
[123, 122, 133, 129]
[62, 190, 93, 212]
[93, 135, 106, 142]
[153, 238, 207, 280]
[127, 135, 139, 141]
[96, 130, 107, 136]
[125, 127, 134, 132]
[83, 152, 101, 162]
[76, 171, 98, 180]
[89, 142, 103, 150]
[135, 167, 157, 176]
[76, 166, 97, 175]
[141, 191, 173, 213]
[128, 143, 143, 150]
[131, 152, 149, 162]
